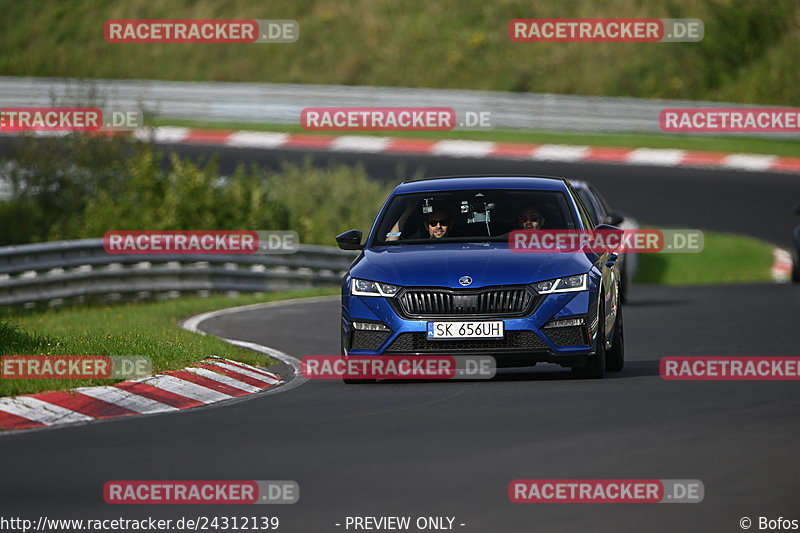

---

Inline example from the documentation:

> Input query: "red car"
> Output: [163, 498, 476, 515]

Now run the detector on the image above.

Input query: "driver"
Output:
[386, 202, 417, 241]
[386, 203, 453, 241]
[425, 208, 451, 239]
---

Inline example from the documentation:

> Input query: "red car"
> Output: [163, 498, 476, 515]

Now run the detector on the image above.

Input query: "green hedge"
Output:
[0, 135, 392, 246]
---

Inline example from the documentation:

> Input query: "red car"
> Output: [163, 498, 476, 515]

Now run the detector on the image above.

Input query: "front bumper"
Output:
[342, 288, 597, 368]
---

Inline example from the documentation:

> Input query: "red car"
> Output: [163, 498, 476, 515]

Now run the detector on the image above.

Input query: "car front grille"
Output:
[394, 286, 536, 318]
[385, 330, 548, 353]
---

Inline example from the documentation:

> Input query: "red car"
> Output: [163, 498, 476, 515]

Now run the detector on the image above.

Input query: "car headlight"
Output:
[532, 273, 587, 294]
[351, 278, 400, 297]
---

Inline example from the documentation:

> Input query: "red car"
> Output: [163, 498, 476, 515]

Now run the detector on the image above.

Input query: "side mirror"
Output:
[336, 230, 364, 250]
[591, 224, 624, 261]
[606, 211, 625, 226]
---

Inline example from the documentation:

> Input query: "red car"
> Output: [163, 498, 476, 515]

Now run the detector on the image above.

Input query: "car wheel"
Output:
[605, 304, 624, 372]
[573, 300, 606, 379]
[619, 268, 629, 304]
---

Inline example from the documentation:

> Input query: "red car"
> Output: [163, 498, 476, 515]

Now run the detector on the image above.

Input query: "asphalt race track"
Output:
[1, 141, 799, 533]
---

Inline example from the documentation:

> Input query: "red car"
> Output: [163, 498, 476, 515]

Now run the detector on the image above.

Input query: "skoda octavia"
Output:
[336, 175, 624, 383]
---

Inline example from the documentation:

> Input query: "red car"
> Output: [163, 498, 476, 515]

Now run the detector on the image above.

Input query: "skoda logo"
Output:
[458, 276, 473, 287]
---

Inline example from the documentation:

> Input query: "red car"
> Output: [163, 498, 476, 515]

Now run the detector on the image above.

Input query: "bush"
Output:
[262, 159, 390, 246]
[0, 136, 393, 246]
[0, 134, 144, 243]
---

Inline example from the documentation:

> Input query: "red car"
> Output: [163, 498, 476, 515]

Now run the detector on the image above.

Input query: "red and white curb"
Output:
[6, 127, 799, 174]
[0, 356, 283, 432]
[772, 247, 793, 283]
[131, 127, 800, 175]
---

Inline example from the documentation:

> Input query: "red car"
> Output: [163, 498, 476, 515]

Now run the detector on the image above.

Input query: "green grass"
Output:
[634, 231, 775, 285]
[2, 0, 800, 105]
[0, 321, 50, 356]
[0, 288, 338, 397]
[151, 118, 800, 158]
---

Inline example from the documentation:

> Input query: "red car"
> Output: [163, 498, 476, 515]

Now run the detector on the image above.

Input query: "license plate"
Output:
[426, 321, 504, 340]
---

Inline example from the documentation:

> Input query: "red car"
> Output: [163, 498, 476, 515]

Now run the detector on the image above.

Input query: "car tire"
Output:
[605, 305, 624, 372]
[619, 268, 629, 304]
[573, 300, 606, 379]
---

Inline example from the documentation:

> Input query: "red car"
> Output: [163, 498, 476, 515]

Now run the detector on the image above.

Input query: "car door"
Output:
[572, 187, 618, 342]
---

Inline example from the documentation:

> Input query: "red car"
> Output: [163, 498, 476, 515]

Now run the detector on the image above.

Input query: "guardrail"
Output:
[0, 239, 357, 308]
[0, 76, 796, 138]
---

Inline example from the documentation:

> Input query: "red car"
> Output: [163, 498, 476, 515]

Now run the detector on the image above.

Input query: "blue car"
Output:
[336, 175, 624, 383]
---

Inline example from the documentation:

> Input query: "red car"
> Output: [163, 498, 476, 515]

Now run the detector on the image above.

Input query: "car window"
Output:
[575, 189, 600, 226]
[569, 186, 596, 229]
[588, 184, 614, 217]
[371, 189, 578, 245]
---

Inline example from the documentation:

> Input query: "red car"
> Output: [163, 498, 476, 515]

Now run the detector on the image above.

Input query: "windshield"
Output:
[371, 189, 578, 246]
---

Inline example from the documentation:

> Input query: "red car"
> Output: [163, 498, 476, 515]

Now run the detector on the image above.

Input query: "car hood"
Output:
[350, 243, 595, 288]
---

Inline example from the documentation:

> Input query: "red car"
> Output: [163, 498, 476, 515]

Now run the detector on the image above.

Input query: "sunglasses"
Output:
[518, 215, 543, 223]
[428, 219, 449, 227]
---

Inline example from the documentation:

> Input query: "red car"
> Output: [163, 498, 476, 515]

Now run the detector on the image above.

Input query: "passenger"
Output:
[518, 204, 545, 230]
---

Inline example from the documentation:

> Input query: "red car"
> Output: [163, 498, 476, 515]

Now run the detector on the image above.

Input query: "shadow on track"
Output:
[356, 360, 661, 385]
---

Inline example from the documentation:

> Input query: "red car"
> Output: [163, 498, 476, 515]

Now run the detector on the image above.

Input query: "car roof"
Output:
[394, 175, 570, 194]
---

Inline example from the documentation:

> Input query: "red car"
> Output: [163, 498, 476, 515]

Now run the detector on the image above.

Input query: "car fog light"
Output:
[352, 322, 390, 331]
[544, 318, 585, 328]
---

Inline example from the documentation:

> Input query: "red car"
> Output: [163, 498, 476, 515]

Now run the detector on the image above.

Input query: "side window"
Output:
[574, 190, 598, 228]
[588, 185, 610, 222]
[590, 185, 613, 215]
